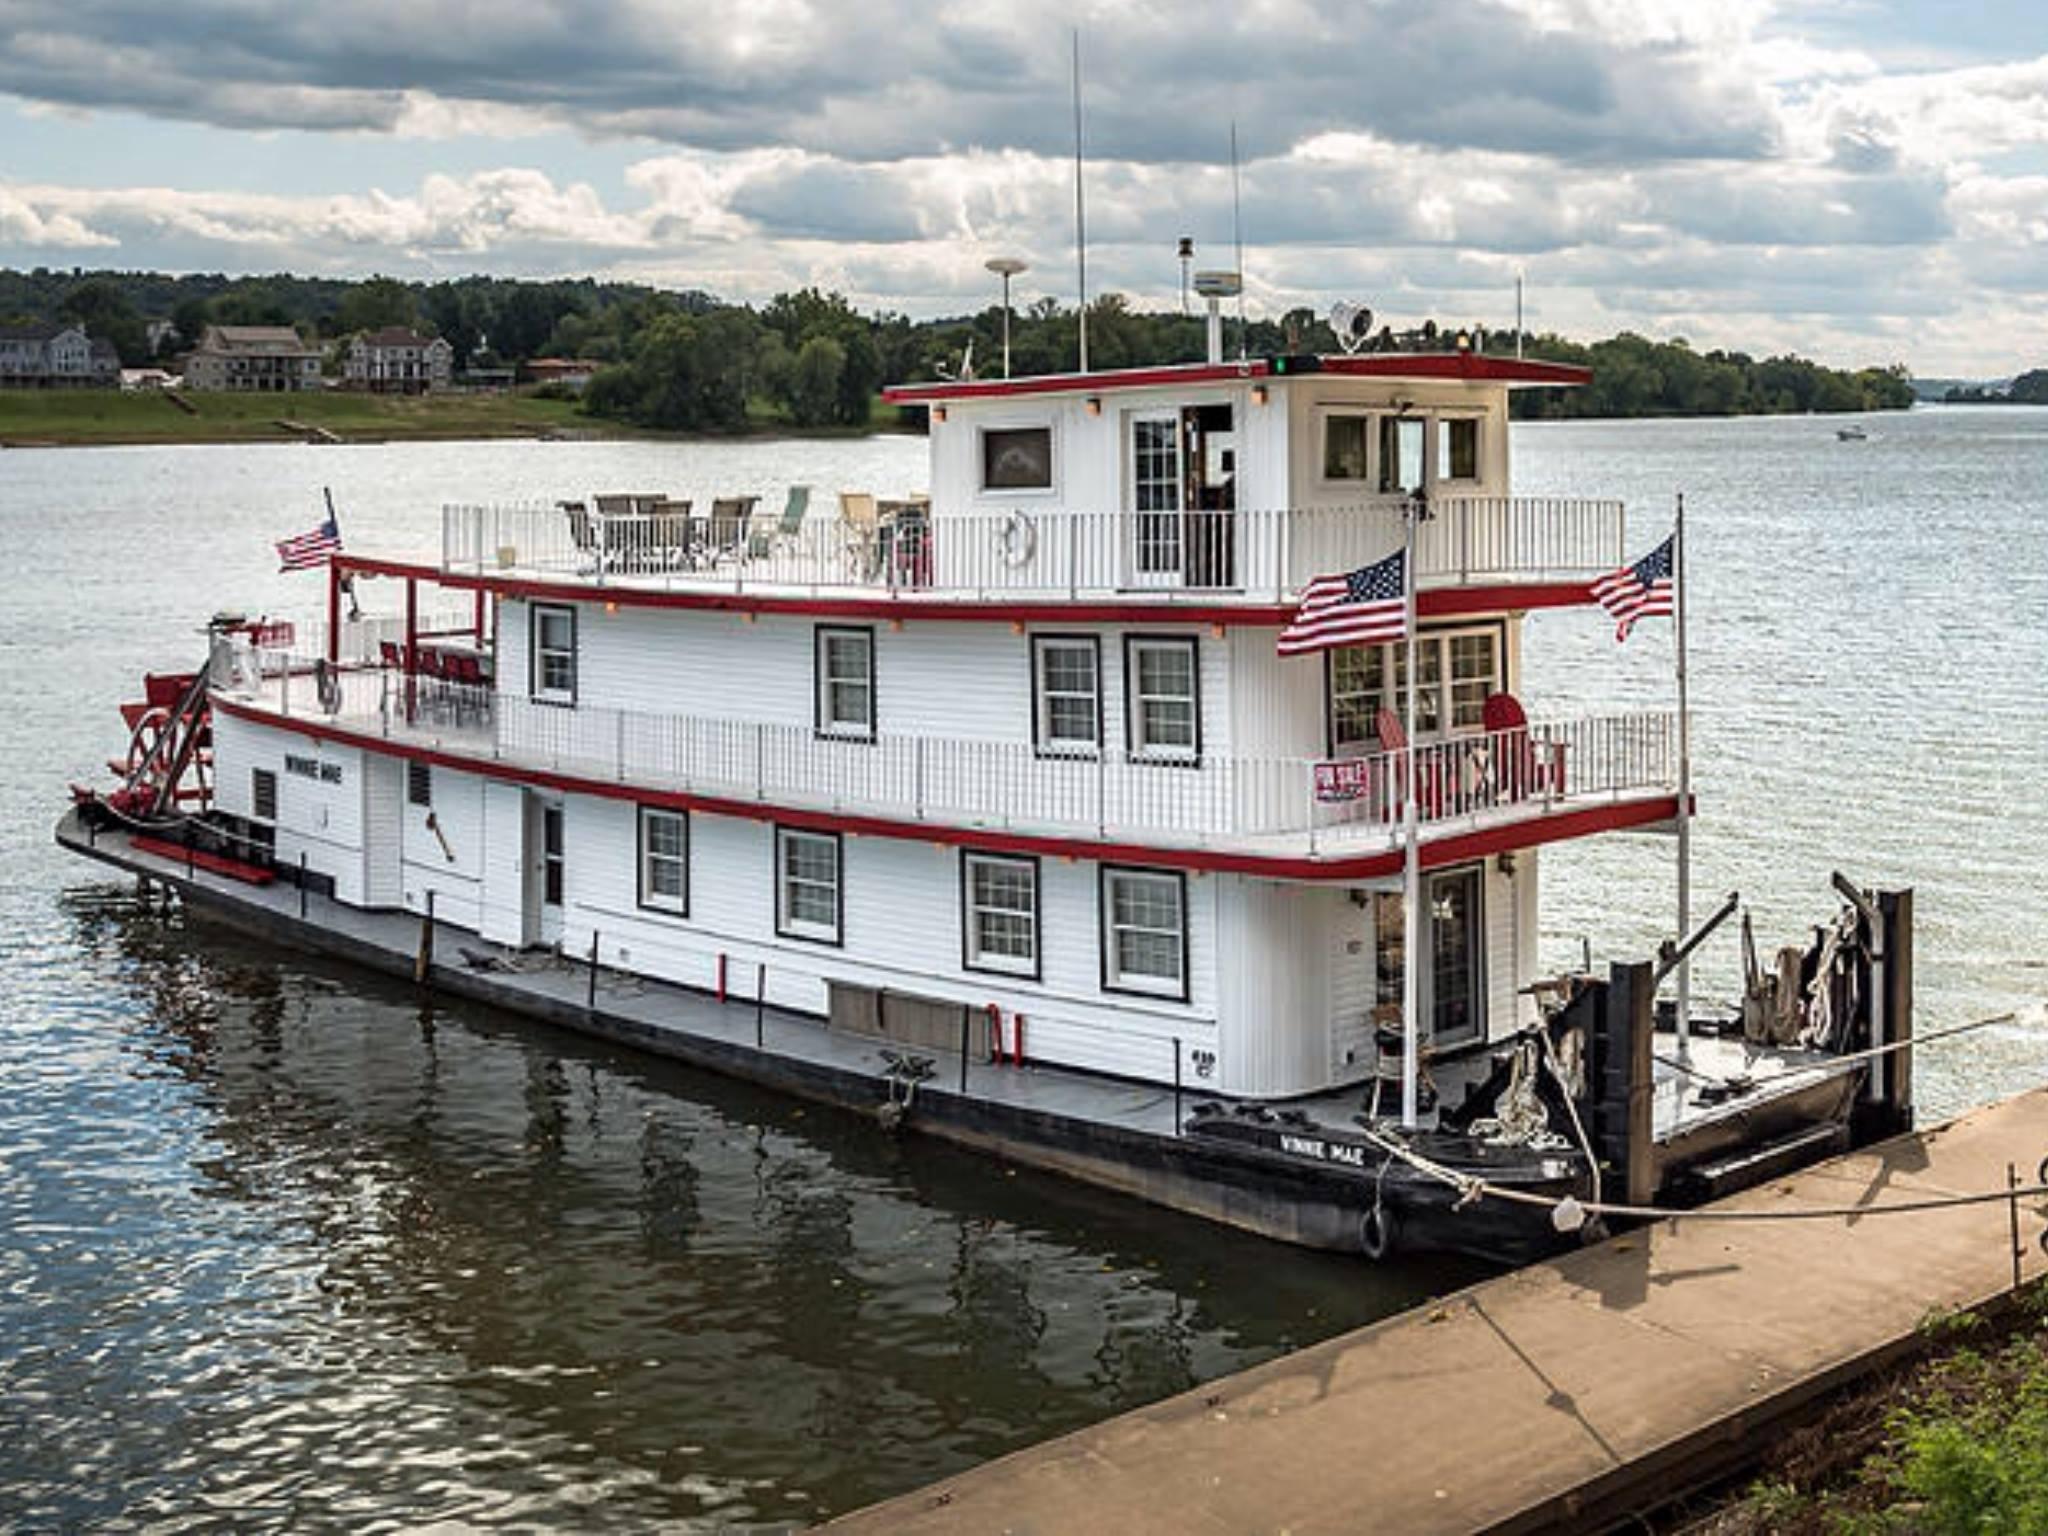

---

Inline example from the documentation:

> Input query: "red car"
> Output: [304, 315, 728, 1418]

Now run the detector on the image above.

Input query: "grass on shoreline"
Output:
[1686, 1281, 2048, 1534]
[0, 388, 920, 448]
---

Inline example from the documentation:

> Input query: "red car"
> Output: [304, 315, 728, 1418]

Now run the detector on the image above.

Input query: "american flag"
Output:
[276, 515, 342, 572]
[1591, 534, 1674, 641]
[1276, 550, 1407, 656]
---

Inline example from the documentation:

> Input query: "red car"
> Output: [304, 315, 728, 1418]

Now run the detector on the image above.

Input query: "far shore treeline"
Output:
[2, 266, 1915, 431]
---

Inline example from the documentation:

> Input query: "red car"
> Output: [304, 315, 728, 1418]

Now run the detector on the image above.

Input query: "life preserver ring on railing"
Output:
[997, 510, 1038, 569]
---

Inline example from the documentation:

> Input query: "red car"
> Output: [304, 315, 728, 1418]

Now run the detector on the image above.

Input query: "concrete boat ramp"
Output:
[832, 1088, 2048, 1535]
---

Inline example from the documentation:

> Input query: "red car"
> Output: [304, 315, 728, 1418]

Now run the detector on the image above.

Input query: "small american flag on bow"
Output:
[1277, 549, 1407, 656]
[276, 514, 342, 572]
[1590, 534, 1674, 641]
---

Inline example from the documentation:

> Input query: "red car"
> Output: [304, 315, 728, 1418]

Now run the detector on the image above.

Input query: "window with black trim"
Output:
[981, 426, 1053, 491]
[251, 767, 278, 822]
[815, 626, 875, 740]
[407, 761, 432, 808]
[1126, 636, 1199, 762]
[963, 852, 1039, 977]
[1101, 866, 1188, 999]
[776, 827, 842, 944]
[532, 603, 577, 704]
[1032, 635, 1100, 756]
[638, 807, 688, 915]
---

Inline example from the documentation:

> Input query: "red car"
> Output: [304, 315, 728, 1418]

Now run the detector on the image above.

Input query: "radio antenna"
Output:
[1230, 121, 1247, 360]
[1072, 29, 1089, 373]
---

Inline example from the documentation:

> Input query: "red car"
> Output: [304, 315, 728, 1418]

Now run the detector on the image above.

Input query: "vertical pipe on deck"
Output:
[587, 929, 600, 1012]
[1172, 1036, 1183, 1135]
[404, 577, 419, 726]
[755, 962, 767, 1050]
[326, 559, 342, 665]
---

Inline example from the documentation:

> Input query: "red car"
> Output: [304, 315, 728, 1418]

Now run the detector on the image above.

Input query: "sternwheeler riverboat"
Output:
[60, 328, 1915, 1263]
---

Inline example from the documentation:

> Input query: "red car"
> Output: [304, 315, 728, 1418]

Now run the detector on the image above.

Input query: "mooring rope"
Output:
[1653, 1009, 2029, 1091]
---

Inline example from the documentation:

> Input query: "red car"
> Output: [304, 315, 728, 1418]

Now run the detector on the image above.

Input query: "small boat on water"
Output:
[1837, 424, 1870, 441]
[58, 309, 1915, 1264]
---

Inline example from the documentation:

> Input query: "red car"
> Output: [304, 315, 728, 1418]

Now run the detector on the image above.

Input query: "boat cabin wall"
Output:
[213, 711, 370, 905]
[1283, 379, 1512, 511]
[929, 382, 1285, 517]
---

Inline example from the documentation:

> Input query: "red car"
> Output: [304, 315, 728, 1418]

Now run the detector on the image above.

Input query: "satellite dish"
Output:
[1329, 301, 1375, 355]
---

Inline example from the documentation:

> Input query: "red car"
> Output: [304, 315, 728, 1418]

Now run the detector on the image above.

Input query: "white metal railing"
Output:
[248, 661, 1677, 852]
[442, 497, 1626, 603]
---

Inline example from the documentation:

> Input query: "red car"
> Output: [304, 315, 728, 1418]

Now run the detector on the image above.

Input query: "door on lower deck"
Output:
[523, 793, 565, 947]
[1370, 866, 1487, 1051]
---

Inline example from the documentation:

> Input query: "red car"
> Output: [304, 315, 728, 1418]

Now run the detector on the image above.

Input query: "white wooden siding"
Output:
[477, 780, 530, 948]
[213, 713, 367, 904]
[362, 753, 404, 907]
[401, 764, 485, 930]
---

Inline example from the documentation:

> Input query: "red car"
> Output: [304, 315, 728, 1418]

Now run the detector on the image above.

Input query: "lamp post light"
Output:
[985, 256, 1028, 378]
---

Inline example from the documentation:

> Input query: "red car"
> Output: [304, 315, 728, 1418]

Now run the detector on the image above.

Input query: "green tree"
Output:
[788, 334, 846, 427]
[336, 275, 419, 336]
[58, 278, 147, 364]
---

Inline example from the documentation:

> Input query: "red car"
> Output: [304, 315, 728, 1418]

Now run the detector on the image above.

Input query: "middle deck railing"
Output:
[246, 659, 1678, 855]
[442, 496, 1626, 603]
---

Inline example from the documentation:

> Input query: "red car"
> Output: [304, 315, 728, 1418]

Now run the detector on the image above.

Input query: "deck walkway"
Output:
[830, 1088, 2048, 1535]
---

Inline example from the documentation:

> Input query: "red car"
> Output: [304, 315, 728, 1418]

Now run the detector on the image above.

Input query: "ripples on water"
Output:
[3, 412, 2044, 1527]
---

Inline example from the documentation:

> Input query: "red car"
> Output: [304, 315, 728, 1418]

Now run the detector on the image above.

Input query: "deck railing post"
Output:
[587, 929, 600, 1012]
[1172, 1037, 1183, 1135]
[756, 962, 767, 1051]
[299, 851, 308, 918]
[959, 1008, 971, 1095]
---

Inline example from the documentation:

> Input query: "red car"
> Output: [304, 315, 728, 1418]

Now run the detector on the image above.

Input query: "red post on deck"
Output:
[472, 586, 486, 642]
[326, 559, 342, 665]
[404, 576, 418, 723]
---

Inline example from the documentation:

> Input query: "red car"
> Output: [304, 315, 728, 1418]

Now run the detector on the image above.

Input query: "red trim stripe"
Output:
[212, 694, 1679, 881]
[882, 352, 1592, 405]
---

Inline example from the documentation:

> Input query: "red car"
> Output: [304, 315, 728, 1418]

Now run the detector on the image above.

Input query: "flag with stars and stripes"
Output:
[275, 515, 342, 572]
[1590, 533, 1674, 641]
[1277, 549, 1407, 656]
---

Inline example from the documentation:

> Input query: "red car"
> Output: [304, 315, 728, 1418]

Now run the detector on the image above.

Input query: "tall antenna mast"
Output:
[1229, 121, 1247, 360]
[1072, 29, 1089, 373]
[1515, 268, 1525, 359]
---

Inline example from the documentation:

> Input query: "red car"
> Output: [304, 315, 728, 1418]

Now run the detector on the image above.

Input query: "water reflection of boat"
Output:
[60, 315, 1917, 1266]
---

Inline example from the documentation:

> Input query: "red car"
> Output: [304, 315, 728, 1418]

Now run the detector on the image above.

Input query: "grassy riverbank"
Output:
[0, 388, 609, 447]
[1688, 1282, 2048, 1534]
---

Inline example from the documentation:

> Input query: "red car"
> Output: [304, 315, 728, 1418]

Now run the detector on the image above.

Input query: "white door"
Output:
[1126, 409, 1186, 587]
[1329, 890, 1377, 1082]
[524, 793, 565, 947]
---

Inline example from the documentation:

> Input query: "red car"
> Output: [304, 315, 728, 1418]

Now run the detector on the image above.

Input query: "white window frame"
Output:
[976, 419, 1058, 497]
[1327, 623, 1505, 751]
[814, 625, 876, 741]
[1101, 866, 1189, 1001]
[1316, 407, 1375, 487]
[775, 827, 842, 945]
[962, 852, 1040, 979]
[531, 603, 577, 705]
[1125, 634, 1201, 764]
[637, 807, 689, 916]
[1031, 634, 1101, 757]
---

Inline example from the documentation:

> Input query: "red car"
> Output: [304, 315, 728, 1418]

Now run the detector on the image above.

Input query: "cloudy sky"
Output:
[2, 0, 2045, 373]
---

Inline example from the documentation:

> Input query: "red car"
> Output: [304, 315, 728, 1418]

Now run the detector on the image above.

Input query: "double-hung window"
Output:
[815, 626, 875, 740]
[1102, 867, 1188, 1000]
[1126, 636, 1199, 763]
[1032, 635, 1100, 756]
[962, 853, 1039, 977]
[776, 827, 842, 944]
[531, 604, 577, 704]
[638, 807, 688, 916]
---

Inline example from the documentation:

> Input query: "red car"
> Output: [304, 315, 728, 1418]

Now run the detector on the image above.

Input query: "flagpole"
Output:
[1674, 492, 1693, 1063]
[1401, 496, 1422, 1130]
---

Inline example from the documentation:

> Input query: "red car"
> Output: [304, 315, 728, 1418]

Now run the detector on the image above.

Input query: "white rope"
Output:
[1351, 1122, 2048, 1226]
[1655, 1009, 2028, 1090]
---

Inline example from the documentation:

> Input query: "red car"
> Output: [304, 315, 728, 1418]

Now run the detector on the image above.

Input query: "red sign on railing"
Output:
[247, 620, 296, 648]
[1313, 758, 1373, 803]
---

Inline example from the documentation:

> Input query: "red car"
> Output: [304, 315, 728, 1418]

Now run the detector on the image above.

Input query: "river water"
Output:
[2, 408, 2043, 1527]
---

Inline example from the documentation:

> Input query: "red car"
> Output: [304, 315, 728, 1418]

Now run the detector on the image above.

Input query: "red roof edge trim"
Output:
[882, 353, 1590, 404]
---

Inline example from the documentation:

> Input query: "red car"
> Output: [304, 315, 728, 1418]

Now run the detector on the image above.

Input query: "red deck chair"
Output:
[1372, 707, 1445, 820]
[1481, 692, 1564, 801]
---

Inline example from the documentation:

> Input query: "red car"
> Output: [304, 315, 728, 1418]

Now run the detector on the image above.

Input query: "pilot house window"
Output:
[981, 427, 1053, 491]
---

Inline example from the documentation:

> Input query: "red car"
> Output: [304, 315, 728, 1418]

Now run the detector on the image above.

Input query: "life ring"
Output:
[1359, 1202, 1399, 1262]
[996, 510, 1037, 569]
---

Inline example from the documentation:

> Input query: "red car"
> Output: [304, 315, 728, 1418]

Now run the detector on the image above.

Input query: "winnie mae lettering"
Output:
[284, 753, 342, 784]
[1278, 1133, 1369, 1167]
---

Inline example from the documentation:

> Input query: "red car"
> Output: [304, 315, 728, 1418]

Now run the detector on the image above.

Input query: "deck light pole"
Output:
[986, 257, 1027, 379]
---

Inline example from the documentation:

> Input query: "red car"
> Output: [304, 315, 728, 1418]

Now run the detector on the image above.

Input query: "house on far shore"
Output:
[523, 356, 603, 390]
[185, 325, 322, 392]
[0, 323, 120, 388]
[344, 327, 453, 394]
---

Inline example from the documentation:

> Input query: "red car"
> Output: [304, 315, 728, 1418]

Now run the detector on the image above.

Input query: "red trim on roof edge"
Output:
[213, 694, 1675, 880]
[882, 352, 1590, 404]
[335, 555, 1597, 624]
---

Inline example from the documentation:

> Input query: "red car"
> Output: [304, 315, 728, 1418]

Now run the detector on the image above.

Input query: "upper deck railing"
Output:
[441, 496, 1625, 604]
